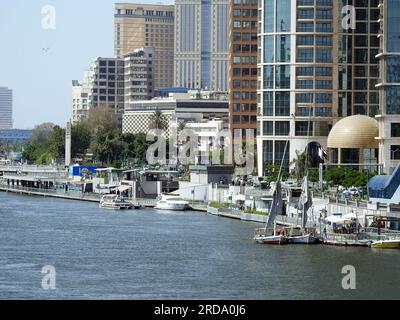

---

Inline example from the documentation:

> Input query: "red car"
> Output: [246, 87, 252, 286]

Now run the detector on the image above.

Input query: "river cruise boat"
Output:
[100, 195, 133, 210]
[154, 194, 189, 211]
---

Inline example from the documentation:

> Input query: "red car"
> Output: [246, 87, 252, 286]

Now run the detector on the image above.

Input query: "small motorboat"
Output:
[100, 195, 132, 210]
[132, 201, 142, 210]
[371, 239, 400, 249]
[154, 194, 189, 211]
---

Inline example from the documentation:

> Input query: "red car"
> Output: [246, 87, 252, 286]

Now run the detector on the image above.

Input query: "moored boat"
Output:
[255, 234, 287, 245]
[371, 239, 400, 249]
[100, 195, 132, 210]
[154, 194, 189, 211]
[287, 234, 318, 244]
[132, 201, 142, 210]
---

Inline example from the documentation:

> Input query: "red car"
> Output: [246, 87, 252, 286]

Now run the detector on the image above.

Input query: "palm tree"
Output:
[149, 110, 167, 131]
[291, 150, 310, 184]
[177, 121, 186, 133]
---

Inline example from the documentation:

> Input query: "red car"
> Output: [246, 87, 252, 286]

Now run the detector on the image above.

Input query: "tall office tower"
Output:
[174, 0, 230, 91]
[376, 0, 400, 173]
[0, 87, 13, 130]
[124, 48, 155, 110]
[257, 0, 380, 176]
[229, 0, 258, 138]
[114, 3, 175, 91]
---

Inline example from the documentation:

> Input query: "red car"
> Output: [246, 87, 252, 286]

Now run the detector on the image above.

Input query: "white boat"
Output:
[285, 226, 319, 244]
[154, 194, 189, 211]
[254, 228, 287, 245]
[371, 239, 400, 249]
[100, 195, 132, 210]
[287, 234, 318, 244]
[132, 201, 142, 210]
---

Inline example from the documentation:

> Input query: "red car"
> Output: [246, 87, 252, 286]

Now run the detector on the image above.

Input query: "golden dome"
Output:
[327, 115, 379, 149]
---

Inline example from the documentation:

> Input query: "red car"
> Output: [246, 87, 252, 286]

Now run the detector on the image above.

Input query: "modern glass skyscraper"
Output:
[0, 87, 13, 130]
[257, 0, 380, 175]
[376, 0, 400, 173]
[174, 0, 230, 91]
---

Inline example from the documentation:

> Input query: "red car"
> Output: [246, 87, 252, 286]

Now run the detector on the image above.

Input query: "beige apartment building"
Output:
[114, 3, 175, 91]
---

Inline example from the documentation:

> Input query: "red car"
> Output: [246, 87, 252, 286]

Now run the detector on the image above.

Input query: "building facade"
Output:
[88, 57, 125, 116]
[229, 0, 258, 137]
[114, 3, 175, 90]
[174, 0, 230, 91]
[122, 91, 229, 136]
[0, 87, 12, 130]
[257, 0, 380, 176]
[72, 71, 93, 125]
[376, 0, 400, 173]
[124, 48, 155, 110]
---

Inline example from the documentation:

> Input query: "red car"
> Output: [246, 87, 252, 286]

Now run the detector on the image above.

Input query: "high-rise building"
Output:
[124, 48, 155, 110]
[229, 0, 258, 138]
[72, 71, 93, 125]
[257, 0, 380, 175]
[114, 3, 175, 91]
[377, 0, 400, 173]
[174, 0, 230, 91]
[0, 87, 12, 130]
[88, 57, 126, 116]
[72, 52, 154, 127]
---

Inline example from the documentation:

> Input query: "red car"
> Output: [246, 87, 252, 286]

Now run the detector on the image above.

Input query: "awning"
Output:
[118, 185, 132, 192]
[234, 194, 246, 201]
[326, 215, 353, 224]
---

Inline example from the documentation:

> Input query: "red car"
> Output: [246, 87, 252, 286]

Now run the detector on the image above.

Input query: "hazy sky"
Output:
[0, 0, 173, 129]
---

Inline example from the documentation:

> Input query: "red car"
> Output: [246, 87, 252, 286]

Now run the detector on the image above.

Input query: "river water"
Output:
[0, 192, 399, 300]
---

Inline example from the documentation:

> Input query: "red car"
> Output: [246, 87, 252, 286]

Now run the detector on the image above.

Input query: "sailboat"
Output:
[254, 180, 287, 245]
[286, 175, 318, 244]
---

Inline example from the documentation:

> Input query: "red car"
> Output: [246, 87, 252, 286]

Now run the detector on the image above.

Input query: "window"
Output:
[391, 145, 400, 160]
[275, 92, 290, 116]
[275, 121, 290, 136]
[295, 121, 313, 136]
[391, 123, 400, 137]
[263, 121, 273, 135]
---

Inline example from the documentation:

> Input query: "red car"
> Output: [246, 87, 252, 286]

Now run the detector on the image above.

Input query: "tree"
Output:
[23, 124, 65, 164]
[149, 110, 168, 131]
[29, 122, 56, 145]
[84, 105, 118, 134]
[291, 150, 310, 184]
[72, 123, 91, 158]
[48, 126, 65, 159]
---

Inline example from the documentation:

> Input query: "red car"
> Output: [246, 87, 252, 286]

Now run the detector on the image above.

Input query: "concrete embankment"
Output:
[207, 206, 268, 224]
[0, 186, 100, 203]
[0, 186, 159, 207]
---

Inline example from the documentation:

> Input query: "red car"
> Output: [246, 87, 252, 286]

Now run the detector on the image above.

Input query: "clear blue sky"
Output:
[0, 0, 173, 129]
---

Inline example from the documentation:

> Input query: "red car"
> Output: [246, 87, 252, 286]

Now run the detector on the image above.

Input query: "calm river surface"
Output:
[0, 192, 399, 300]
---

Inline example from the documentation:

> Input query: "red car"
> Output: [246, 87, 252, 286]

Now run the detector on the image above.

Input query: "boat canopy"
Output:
[118, 185, 132, 192]
[326, 215, 353, 224]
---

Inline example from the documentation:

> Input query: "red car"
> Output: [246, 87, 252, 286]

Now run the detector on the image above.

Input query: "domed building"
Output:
[327, 115, 379, 166]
